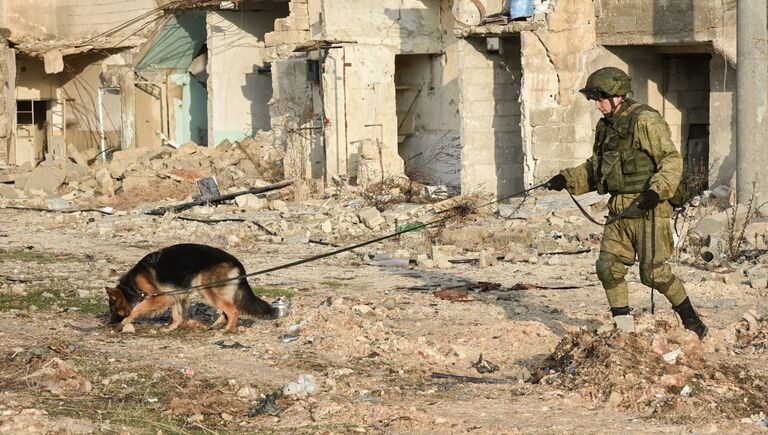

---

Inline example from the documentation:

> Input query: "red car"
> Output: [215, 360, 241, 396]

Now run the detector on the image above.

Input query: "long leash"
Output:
[642, 210, 657, 314]
[568, 190, 658, 313]
[148, 182, 549, 297]
[565, 190, 644, 226]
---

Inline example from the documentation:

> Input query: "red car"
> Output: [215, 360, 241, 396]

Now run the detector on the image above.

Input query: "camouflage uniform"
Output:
[548, 67, 706, 339]
[559, 100, 688, 309]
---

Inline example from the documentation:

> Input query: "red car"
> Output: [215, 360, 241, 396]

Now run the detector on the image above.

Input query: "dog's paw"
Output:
[121, 323, 136, 333]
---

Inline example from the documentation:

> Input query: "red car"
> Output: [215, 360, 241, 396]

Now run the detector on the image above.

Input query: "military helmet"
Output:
[579, 67, 632, 100]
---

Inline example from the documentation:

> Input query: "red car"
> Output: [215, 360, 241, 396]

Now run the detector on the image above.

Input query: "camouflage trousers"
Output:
[595, 213, 688, 309]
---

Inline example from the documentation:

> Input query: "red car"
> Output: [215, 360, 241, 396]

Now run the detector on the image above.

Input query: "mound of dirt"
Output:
[536, 325, 768, 423]
[734, 314, 768, 355]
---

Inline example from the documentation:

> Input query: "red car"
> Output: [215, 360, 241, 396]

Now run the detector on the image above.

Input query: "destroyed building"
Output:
[0, 1, 748, 199]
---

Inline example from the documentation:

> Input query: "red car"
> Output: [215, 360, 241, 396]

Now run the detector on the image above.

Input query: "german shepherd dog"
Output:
[106, 243, 275, 332]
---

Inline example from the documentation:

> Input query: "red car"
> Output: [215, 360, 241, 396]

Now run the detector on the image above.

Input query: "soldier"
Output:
[546, 67, 707, 339]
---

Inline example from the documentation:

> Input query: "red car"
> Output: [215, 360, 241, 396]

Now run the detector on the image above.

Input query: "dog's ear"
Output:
[106, 287, 122, 302]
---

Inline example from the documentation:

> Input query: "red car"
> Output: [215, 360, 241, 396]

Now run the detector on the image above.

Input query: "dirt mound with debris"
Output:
[734, 313, 768, 355]
[537, 325, 768, 423]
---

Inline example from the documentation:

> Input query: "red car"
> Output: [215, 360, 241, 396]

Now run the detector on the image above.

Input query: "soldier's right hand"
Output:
[546, 174, 567, 191]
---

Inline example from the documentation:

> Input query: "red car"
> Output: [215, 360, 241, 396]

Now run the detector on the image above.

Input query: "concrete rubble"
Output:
[2, 145, 768, 276]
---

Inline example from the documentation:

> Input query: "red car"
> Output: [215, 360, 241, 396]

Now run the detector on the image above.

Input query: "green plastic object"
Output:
[398, 222, 425, 233]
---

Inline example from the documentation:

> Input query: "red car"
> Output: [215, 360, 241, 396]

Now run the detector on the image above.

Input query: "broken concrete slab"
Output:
[235, 194, 268, 211]
[498, 203, 531, 219]
[746, 265, 768, 289]
[0, 173, 21, 183]
[358, 207, 385, 229]
[0, 184, 21, 199]
[692, 212, 729, 237]
[14, 165, 66, 195]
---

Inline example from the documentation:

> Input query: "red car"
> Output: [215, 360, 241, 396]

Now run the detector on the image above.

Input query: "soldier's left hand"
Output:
[637, 189, 660, 210]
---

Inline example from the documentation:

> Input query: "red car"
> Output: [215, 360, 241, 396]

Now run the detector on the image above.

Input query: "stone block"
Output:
[0, 184, 21, 198]
[747, 266, 768, 289]
[530, 108, 554, 127]
[235, 194, 268, 211]
[720, 271, 743, 286]
[67, 147, 89, 166]
[270, 199, 289, 213]
[504, 247, 538, 263]
[532, 124, 562, 146]
[432, 245, 457, 260]
[416, 254, 435, 268]
[0, 173, 20, 183]
[264, 30, 310, 46]
[15, 166, 66, 195]
[358, 207, 384, 229]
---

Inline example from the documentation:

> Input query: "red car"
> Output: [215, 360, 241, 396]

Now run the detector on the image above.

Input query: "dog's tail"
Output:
[235, 278, 275, 317]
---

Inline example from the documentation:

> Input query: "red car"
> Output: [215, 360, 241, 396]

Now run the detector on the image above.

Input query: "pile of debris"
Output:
[0, 133, 285, 210]
[536, 319, 768, 423]
[734, 311, 768, 355]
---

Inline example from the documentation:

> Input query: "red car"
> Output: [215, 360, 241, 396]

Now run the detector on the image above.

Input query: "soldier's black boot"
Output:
[672, 297, 708, 339]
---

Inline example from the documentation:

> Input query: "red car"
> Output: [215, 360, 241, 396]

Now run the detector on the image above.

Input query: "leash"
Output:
[650, 209, 656, 314]
[568, 190, 659, 313]
[146, 182, 550, 297]
[642, 211, 657, 314]
[565, 190, 644, 226]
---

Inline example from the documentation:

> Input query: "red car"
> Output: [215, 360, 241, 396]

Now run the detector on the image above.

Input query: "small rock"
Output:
[416, 254, 434, 268]
[352, 305, 374, 315]
[382, 298, 396, 310]
[320, 220, 333, 234]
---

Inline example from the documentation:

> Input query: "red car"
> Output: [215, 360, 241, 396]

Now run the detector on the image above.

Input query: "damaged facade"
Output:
[0, 0, 747, 199]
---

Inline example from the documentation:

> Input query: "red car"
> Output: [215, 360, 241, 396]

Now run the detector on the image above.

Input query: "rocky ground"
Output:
[1, 145, 767, 434]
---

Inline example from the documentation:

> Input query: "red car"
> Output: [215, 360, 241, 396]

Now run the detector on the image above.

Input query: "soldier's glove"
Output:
[637, 189, 660, 211]
[546, 174, 567, 191]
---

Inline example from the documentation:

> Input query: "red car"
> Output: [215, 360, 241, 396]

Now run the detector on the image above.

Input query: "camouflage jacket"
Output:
[560, 99, 682, 218]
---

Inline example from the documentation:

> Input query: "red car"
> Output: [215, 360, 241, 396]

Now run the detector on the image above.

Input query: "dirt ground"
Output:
[1, 193, 767, 434]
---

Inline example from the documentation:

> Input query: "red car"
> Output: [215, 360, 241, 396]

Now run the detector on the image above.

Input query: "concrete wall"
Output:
[395, 0, 461, 187]
[1, 0, 157, 42]
[60, 52, 121, 153]
[317, 43, 403, 180]
[271, 57, 315, 179]
[1, 0, 58, 40]
[595, 0, 736, 61]
[662, 54, 710, 150]
[709, 55, 736, 188]
[316, 0, 442, 54]
[396, 52, 462, 188]
[520, 0, 599, 184]
[458, 37, 524, 198]
[15, 56, 57, 100]
[0, 39, 12, 163]
[56, 0, 158, 39]
[207, 6, 288, 145]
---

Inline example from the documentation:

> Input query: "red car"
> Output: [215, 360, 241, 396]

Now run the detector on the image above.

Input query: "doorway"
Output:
[15, 100, 49, 164]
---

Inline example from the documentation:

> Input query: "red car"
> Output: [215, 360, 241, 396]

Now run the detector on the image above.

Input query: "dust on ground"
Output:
[1, 189, 767, 434]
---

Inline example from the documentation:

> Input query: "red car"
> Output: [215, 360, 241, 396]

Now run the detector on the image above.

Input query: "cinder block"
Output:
[264, 30, 310, 46]
[275, 16, 310, 32]
[530, 108, 554, 126]
[531, 124, 562, 146]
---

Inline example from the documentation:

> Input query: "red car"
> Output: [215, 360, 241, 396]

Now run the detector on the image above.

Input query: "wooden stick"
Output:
[145, 179, 295, 215]
[431, 372, 516, 384]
